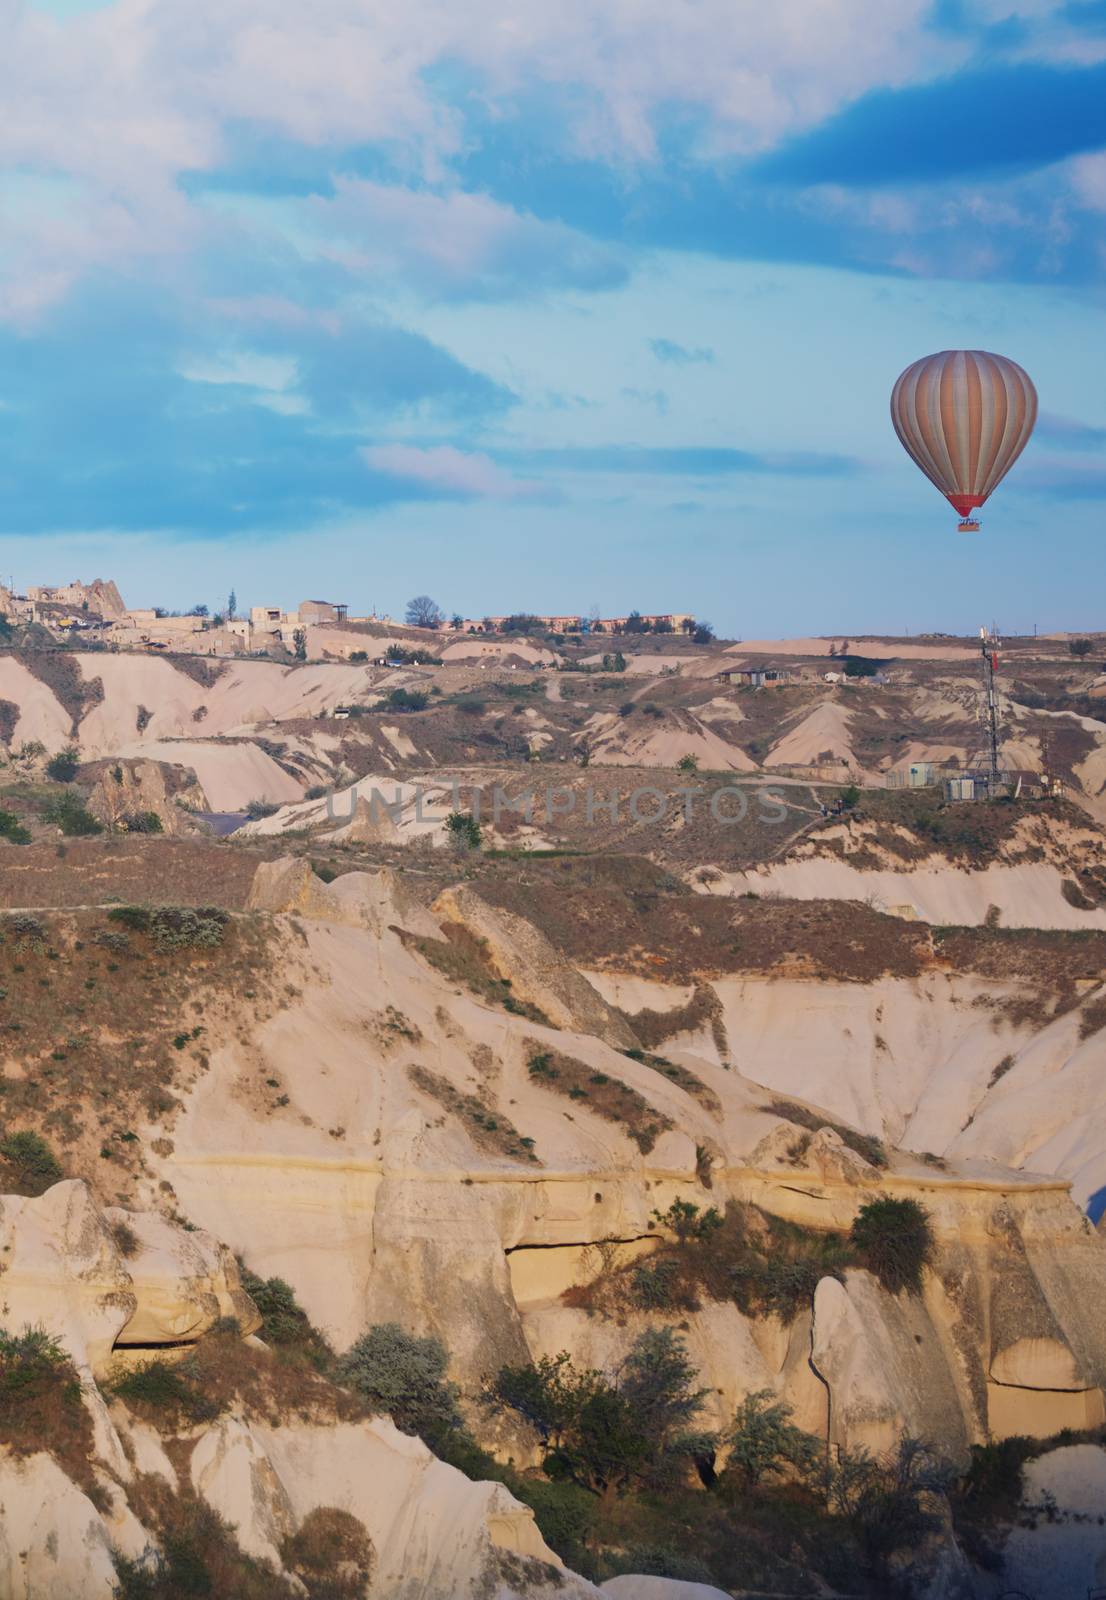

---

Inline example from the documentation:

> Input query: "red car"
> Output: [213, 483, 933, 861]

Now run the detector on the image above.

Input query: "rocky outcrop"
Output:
[0, 1181, 258, 1376]
[0, 1453, 118, 1600]
[433, 883, 639, 1048]
[85, 756, 204, 835]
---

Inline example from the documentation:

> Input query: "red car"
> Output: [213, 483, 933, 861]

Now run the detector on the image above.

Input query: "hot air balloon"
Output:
[890, 350, 1037, 531]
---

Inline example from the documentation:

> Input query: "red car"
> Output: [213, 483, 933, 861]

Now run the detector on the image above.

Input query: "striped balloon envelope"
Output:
[890, 350, 1037, 530]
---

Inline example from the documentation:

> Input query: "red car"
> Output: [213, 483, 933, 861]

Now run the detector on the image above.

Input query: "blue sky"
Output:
[1, 0, 1105, 634]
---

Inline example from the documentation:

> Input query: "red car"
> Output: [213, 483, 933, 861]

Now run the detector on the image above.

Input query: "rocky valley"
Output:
[0, 628, 1105, 1599]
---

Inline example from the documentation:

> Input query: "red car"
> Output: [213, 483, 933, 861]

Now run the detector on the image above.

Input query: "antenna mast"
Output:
[979, 625, 1001, 792]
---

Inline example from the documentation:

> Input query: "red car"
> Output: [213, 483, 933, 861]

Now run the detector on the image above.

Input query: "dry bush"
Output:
[621, 983, 728, 1066]
[113, 1331, 368, 1433]
[282, 1508, 374, 1600]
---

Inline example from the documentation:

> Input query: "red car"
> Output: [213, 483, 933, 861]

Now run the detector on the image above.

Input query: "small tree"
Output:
[450, 613, 464, 629]
[227, 589, 237, 620]
[624, 611, 647, 634]
[445, 811, 482, 851]
[1070, 638, 1093, 658]
[406, 596, 444, 630]
[189, 603, 209, 617]
[692, 622, 715, 644]
[492, 1328, 714, 1498]
[292, 627, 308, 661]
[850, 1196, 933, 1295]
[722, 1389, 821, 1489]
[677, 753, 699, 774]
[840, 783, 860, 809]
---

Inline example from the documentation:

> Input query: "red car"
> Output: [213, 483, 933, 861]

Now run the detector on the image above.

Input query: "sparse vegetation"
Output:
[107, 903, 230, 950]
[0, 1130, 64, 1194]
[407, 1064, 540, 1162]
[527, 1044, 673, 1153]
[403, 924, 548, 1022]
[765, 1096, 888, 1168]
[0, 1325, 95, 1489]
[245, 797, 280, 819]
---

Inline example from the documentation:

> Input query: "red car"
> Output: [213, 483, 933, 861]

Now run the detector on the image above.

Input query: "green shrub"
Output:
[850, 1196, 933, 1295]
[239, 1269, 332, 1368]
[112, 1359, 218, 1423]
[45, 747, 80, 783]
[0, 1131, 63, 1195]
[121, 810, 164, 834]
[0, 808, 31, 845]
[337, 1324, 463, 1447]
[444, 811, 482, 851]
[245, 798, 280, 819]
[387, 687, 428, 711]
[106, 905, 229, 950]
[41, 791, 102, 836]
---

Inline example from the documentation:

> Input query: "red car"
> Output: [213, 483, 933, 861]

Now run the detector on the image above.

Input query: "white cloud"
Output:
[362, 443, 544, 499]
[305, 178, 625, 299]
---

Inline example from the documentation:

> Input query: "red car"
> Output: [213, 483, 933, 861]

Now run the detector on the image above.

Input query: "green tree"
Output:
[676, 753, 699, 774]
[1069, 638, 1093, 658]
[292, 628, 308, 661]
[405, 596, 444, 629]
[227, 589, 237, 619]
[692, 622, 715, 644]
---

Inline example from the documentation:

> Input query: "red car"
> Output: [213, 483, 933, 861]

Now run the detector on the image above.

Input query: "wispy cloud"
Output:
[1037, 411, 1106, 448]
[499, 445, 859, 477]
[649, 337, 717, 366]
[649, 338, 714, 366]
[361, 444, 548, 500]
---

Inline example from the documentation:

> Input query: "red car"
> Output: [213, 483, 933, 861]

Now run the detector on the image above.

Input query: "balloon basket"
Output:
[957, 519, 982, 533]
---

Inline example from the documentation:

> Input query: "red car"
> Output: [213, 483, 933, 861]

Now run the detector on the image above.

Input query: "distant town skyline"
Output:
[1, 0, 1104, 636]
